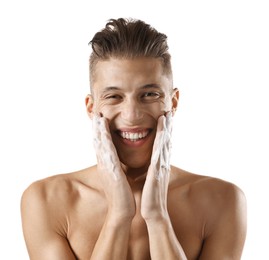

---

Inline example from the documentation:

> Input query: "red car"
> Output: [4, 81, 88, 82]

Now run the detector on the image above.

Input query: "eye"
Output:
[102, 93, 123, 104]
[104, 94, 122, 100]
[141, 92, 161, 100]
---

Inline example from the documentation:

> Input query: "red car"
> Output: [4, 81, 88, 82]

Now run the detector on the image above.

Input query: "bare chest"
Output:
[67, 209, 150, 259]
[67, 206, 203, 260]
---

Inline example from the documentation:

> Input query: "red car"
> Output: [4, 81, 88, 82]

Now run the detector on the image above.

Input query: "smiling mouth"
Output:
[117, 129, 151, 142]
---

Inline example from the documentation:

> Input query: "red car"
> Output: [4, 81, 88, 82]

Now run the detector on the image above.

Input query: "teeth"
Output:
[120, 130, 149, 142]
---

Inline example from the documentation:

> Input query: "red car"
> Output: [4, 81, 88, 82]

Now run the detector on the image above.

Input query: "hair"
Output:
[88, 18, 172, 90]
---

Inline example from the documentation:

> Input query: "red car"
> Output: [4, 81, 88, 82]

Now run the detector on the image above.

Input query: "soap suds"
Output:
[151, 112, 173, 180]
[92, 112, 173, 181]
[92, 115, 121, 181]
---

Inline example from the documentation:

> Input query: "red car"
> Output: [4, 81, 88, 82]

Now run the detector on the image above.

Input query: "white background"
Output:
[0, 0, 268, 259]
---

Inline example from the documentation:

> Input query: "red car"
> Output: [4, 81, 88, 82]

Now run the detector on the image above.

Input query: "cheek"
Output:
[94, 103, 118, 119]
[150, 99, 172, 118]
[94, 100, 171, 120]
[148, 106, 165, 120]
[163, 97, 173, 112]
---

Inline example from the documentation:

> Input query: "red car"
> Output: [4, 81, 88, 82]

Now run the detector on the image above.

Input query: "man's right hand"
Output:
[92, 114, 136, 221]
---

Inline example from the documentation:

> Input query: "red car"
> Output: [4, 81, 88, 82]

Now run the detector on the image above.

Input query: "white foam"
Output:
[151, 112, 173, 180]
[92, 115, 121, 181]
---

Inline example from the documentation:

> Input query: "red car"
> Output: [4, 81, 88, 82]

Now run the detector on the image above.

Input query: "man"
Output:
[21, 18, 247, 259]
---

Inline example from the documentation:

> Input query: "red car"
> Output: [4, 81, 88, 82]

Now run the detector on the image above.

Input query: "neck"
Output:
[121, 163, 149, 183]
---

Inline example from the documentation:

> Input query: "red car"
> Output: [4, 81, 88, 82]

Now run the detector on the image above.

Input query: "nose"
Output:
[120, 98, 144, 124]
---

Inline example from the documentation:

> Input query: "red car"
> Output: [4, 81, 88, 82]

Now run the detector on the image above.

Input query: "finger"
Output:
[149, 116, 167, 180]
[99, 116, 118, 158]
[162, 112, 172, 170]
[151, 115, 165, 164]
[96, 116, 122, 181]
[92, 114, 102, 156]
[164, 111, 173, 154]
[150, 113, 173, 180]
[165, 111, 173, 136]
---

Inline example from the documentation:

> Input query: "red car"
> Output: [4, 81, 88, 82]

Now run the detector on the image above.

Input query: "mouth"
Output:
[116, 128, 152, 145]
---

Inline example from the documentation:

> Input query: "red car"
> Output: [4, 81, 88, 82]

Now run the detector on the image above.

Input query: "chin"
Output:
[118, 152, 152, 170]
[110, 125, 156, 171]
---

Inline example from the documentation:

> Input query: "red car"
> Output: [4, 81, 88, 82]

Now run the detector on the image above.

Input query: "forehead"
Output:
[92, 57, 172, 90]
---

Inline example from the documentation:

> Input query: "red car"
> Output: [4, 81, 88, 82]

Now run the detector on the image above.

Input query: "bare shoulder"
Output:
[20, 166, 102, 259]
[170, 166, 247, 224]
[170, 166, 246, 203]
[169, 166, 247, 258]
[21, 166, 98, 219]
[196, 172, 245, 211]
[22, 172, 76, 207]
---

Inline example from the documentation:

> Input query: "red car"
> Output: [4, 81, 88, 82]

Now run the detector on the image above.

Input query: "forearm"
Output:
[90, 215, 132, 260]
[146, 217, 187, 260]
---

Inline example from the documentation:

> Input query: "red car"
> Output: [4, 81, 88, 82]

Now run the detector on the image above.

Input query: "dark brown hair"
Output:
[88, 18, 172, 87]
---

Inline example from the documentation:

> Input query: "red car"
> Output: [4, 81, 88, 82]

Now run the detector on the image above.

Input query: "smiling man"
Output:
[21, 18, 247, 259]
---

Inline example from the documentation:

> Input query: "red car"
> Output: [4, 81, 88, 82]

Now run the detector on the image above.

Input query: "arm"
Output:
[141, 113, 247, 259]
[144, 182, 247, 260]
[141, 113, 187, 259]
[21, 115, 136, 260]
[90, 216, 132, 260]
[198, 184, 247, 259]
[90, 115, 136, 259]
[21, 183, 77, 260]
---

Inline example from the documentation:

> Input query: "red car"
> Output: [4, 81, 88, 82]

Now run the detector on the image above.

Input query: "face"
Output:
[86, 57, 178, 170]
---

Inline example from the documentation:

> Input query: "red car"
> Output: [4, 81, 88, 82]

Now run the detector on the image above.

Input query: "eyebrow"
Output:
[101, 84, 162, 93]
[140, 84, 162, 90]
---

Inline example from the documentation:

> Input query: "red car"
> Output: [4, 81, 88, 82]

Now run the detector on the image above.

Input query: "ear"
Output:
[85, 94, 94, 119]
[171, 88, 179, 116]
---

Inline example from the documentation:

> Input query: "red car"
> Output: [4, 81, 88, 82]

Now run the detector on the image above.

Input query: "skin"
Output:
[21, 57, 247, 259]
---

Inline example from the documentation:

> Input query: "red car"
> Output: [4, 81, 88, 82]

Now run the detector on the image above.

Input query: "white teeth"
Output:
[120, 130, 149, 142]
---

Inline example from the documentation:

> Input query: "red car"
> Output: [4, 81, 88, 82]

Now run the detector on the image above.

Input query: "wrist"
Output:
[145, 216, 174, 235]
[143, 212, 171, 225]
[142, 207, 170, 222]
[106, 211, 135, 226]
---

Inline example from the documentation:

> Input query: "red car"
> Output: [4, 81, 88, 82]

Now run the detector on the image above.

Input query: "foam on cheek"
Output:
[152, 113, 173, 180]
[92, 115, 121, 181]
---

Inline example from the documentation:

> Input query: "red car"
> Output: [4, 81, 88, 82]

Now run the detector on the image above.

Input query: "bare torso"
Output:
[35, 165, 234, 260]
